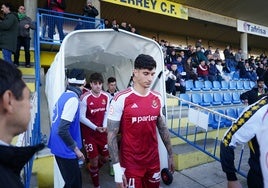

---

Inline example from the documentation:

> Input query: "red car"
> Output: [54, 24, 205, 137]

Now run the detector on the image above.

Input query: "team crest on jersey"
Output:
[102, 99, 106, 105]
[152, 100, 158, 108]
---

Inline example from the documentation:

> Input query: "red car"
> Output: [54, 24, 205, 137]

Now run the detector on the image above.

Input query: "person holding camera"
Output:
[82, 0, 99, 29]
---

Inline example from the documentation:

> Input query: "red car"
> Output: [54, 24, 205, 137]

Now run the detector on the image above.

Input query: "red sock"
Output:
[89, 166, 99, 187]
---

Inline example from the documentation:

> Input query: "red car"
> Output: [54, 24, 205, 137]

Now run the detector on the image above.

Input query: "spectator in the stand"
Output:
[263, 64, 268, 87]
[82, 0, 99, 29]
[14, 5, 35, 68]
[111, 19, 118, 29]
[196, 46, 208, 63]
[256, 62, 266, 79]
[104, 18, 111, 29]
[240, 61, 257, 82]
[216, 60, 230, 81]
[208, 59, 222, 82]
[223, 45, 236, 72]
[151, 36, 158, 43]
[240, 78, 268, 105]
[164, 64, 176, 94]
[197, 60, 209, 81]
[46, 0, 66, 42]
[173, 56, 184, 74]
[235, 48, 244, 64]
[130, 27, 138, 34]
[119, 22, 131, 31]
[195, 38, 202, 48]
[213, 48, 222, 61]
[183, 56, 198, 81]
[179, 50, 187, 65]
[169, 63, 186, 95]
[204, 46, 212, 57]
[0, 2, 18, 64]
[170, 49, 177, 63]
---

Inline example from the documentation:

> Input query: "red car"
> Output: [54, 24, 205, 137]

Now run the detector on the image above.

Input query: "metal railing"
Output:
[38, 8, 105, 44]
[167, 94, 248, 178]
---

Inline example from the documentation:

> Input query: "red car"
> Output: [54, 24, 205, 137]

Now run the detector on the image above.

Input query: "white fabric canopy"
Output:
[46, 29, 167, 120]
[45, 30, 168, 181]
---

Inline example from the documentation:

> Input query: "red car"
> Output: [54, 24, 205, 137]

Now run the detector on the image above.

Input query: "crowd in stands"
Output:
[161, 38, 268, 96]
[38, 5, 268, 97]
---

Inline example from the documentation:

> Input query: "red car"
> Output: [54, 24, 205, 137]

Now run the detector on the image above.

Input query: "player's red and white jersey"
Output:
[80, 90, 109, 138]
[108, 87, 163, 169]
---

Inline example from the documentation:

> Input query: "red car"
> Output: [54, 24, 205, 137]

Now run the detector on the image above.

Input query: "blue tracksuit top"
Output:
[48, 92, 82, 159]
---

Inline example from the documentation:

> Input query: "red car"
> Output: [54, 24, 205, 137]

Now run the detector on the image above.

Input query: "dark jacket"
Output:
[18, 16, 35, 38]
[0, 144, 44, 188]
[240, 87, 268, 105]
[0, 12, 18, 52]
[83, 5, 99, 18]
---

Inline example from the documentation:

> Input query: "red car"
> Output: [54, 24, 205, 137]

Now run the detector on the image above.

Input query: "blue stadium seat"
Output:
[203, 80, 212, 91]
[212, 81, 221, 91]
[243, 80, 251, 90]
[229, 81, 237, 90]
[185, 80, 194, 91]
[236, 81, 244, 90]
[212, 93, 222, 106]
[208, 113, 217, 129]
[191, 93, 202, 105]
[193, 80, 204, 91]
[249, 81, 256, 89]
[222, 93, 232, 105]
[236, 107, 245, 117]
[221, 81, 229, 90]
[225, 108, 237, 127]
[179, 93, 190, 106]
[201, 93, 213, 106]
[232, 92, 241, 104]
[214, 109, 226, 128]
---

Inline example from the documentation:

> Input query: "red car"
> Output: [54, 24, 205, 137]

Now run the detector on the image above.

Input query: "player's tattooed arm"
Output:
[107, 119, 120, 164]
[157, 116, 173, 156]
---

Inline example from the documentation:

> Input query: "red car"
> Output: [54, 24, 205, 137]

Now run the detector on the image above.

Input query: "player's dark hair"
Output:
[0, 59, 26, 100]
[89, 72, 104, 83]
[134, 54, 156, 71]
[107, 77, 116, 83]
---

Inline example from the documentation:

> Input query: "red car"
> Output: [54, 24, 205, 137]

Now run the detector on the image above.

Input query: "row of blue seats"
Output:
[179, 92, 243, 106]
[208, 107, 245, 129]
[185, 80, 255, 91]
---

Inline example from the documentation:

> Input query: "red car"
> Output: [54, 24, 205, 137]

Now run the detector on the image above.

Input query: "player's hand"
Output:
[168, 155, 175, 174]
[96, 127, 106, 133]
[74, 147, 85, 161]
[227, 180, 242, 188]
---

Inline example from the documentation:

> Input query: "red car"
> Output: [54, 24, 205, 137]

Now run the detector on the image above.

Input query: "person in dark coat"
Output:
[0, 2, 18, 64]
[82, 0, 99, 29]
[14, 5, 35, 67]
[240, 78, 268, 105]
[0, 59, 44, 187]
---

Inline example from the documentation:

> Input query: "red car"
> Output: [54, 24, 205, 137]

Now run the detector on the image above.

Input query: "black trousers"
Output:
[14, 36, 31, 66]
[55, 156, 82, 188]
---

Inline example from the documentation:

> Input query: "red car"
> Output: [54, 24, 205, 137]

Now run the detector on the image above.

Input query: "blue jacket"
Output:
[48, 92, 82, 159]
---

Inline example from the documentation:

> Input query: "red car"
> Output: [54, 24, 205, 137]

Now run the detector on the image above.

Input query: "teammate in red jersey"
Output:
[107, 54, 175, 188]
[80, 72, 110, 188]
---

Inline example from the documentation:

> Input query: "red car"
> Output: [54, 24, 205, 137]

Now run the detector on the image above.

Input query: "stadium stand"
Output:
[212, 80, 221, 91]
[220, 80, 229, 90]
[222, 93, 232, 105]
[212, 92, 222, 106]
[203, 80, 212, 91]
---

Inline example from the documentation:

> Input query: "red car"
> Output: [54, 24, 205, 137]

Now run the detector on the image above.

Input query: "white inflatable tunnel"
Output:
[45, 29, 169, 187]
